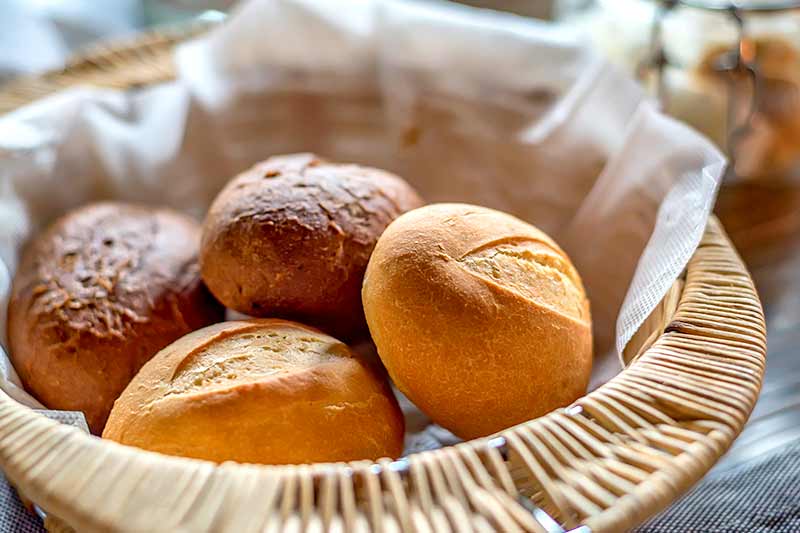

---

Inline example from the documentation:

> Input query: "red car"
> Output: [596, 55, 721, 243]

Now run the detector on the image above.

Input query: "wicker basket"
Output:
[0, 24, 766, 533]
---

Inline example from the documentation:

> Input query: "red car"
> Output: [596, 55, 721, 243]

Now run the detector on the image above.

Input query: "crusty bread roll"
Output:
[200, 153, 423, 340]
[103, 319, 405, 464]
[362, 203, 592, 439]
[8, 202, 224, 434]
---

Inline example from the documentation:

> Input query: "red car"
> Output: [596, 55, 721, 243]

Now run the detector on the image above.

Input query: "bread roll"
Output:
[103, 319, 405, 464]
[200, 153, 423, 340]
[362, 203, 592, 439]
[8, 202, 224, 434]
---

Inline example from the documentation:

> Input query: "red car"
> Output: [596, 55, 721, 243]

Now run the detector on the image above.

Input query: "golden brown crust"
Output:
[362, 203, 592, 439]
[200, 154, 423, 340]
[7, 202, 224, 434]
[103, 319, 405, 465]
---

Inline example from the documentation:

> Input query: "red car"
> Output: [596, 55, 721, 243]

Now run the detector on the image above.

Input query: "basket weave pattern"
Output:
[0, 26, 766, 533]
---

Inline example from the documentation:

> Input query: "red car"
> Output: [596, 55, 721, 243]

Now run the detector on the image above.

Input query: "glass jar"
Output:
[566, 0, 800, 184]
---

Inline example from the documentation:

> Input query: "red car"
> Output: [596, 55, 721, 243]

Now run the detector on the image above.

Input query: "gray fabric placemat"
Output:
[0, 473, 42, 533]
[636, 439, 800, 533]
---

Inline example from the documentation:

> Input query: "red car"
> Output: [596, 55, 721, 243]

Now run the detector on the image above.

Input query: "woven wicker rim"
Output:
[0, 24, 766, 533]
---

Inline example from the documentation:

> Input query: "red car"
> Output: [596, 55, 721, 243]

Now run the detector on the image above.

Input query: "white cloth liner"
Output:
[0, 0, 725, 429]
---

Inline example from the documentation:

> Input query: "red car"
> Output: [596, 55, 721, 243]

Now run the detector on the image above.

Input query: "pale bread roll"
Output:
[362, 203, 592, 439]
[103, 319, 404, 464]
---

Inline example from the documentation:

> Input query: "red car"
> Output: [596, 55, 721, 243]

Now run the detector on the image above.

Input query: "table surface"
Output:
[713, 180, 800, 471]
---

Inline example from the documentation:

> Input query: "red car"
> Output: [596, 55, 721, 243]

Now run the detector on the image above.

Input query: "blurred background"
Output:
[4, 1, 590, 83]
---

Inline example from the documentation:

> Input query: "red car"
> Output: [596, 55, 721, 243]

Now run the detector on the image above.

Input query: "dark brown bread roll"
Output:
[7, 202, 224, 434]
[200, 153, 423, 340]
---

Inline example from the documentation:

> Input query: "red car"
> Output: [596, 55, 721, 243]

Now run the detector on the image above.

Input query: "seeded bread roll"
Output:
[200, 154, 423, 340]
[362, 203, 592, 439]
[7, 202, 224, 434]
[103, 319, 405, 464]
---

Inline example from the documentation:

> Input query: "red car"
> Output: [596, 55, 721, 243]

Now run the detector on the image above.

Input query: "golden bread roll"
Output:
[103, 319, 405, 464]
[8, 202, 224, 434]
[362, 203, 592, 439]
[200, 153, 423, 340]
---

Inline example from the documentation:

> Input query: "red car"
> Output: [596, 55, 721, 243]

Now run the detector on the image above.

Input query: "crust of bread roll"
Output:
[8, 202, 223, 434]
[103, 319, 405, 465]
[362, 203, 592, 439]
[200, 154, 423, 340]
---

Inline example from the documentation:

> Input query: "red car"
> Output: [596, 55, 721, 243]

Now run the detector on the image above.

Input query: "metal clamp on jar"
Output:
[639, 0, 800, 184]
